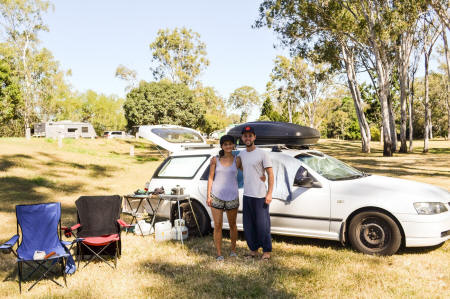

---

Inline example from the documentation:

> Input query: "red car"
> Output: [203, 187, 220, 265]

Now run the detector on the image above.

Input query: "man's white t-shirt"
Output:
[238, 147, 273, 198]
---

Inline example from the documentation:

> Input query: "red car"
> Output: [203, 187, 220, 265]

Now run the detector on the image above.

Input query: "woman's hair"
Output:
[219, 135, 235, 157]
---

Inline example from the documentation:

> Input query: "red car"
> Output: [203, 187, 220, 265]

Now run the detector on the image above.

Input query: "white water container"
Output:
[155, 221, 172, 241]
[134, 220, 153, 236]
[171, 226, 188, 241]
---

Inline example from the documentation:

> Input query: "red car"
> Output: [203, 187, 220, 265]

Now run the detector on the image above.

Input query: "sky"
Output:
[40, 0, 289, 113]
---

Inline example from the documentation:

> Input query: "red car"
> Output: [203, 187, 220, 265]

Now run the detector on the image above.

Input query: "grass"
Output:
[0, 137, 449, 298]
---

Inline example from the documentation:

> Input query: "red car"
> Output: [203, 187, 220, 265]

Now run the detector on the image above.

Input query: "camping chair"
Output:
[63, 195, 129, 269]
[0, 203, 76, 293]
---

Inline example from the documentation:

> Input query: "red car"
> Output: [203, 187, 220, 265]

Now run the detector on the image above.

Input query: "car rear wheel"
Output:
[179, 201, 211, 237]
[348, 211, 402, 255]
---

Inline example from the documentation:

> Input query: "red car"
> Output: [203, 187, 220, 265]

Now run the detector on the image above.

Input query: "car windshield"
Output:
[295, 152, 364, 181]
[151, 128, 203, 143]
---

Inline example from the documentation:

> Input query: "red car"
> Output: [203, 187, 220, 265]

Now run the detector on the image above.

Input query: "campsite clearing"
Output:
[0, 138, 449, 298]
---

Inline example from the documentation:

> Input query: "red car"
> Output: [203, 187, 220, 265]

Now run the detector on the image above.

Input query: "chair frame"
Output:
[1, 203, 72, 293]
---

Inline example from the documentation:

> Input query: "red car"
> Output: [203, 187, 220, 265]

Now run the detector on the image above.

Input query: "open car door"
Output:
[138, 125, 208, 153]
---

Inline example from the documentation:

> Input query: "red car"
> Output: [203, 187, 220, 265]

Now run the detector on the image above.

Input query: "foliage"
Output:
[123, 80, 205, 130]
[56, 90, 126, 135]
[0, 59, 22, 124]
[115, 64, 138, 91]
[193, 85, 229, 134]
[149, 27, 209, 87]
[227, 85, 260, 122]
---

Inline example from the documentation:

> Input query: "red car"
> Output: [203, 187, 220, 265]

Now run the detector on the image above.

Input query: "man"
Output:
[238, 125, 274, 260]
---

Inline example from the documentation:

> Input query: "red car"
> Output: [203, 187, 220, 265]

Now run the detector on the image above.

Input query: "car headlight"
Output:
[413, 202, 448, 215]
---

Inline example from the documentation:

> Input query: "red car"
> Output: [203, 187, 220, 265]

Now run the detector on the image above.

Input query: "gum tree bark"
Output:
[341, 43, 371, 153]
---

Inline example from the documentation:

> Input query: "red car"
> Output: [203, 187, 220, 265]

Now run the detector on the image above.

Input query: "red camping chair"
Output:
[63, 195, 130, 269]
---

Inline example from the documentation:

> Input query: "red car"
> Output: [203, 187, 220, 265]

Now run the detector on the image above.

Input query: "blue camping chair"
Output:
[0, 203, 76, 293]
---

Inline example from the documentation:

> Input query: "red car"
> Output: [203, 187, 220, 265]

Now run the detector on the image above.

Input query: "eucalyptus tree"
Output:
[227, 86, 260, 123]
[270, 56, 333, 128]
[149, 27, 209, 88]
[257, 0, 430, 156]
[0, 0, 51, 133]
[115, 64, 138, 91]
[256, 0, 372, 152]
[421, 11, 442, 152]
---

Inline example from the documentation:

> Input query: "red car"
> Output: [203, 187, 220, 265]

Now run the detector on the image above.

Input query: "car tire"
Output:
[179, 201, 211, 237]
[348, 211, 402, 255]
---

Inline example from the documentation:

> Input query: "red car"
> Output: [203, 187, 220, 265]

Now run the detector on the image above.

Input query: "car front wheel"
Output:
[348, 211, 402, 255]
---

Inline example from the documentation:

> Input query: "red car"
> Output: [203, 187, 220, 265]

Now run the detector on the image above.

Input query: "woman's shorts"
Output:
[211, 193, 239, 210]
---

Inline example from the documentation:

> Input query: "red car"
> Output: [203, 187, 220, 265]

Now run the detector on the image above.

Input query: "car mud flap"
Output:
[339, 221, 346, 246]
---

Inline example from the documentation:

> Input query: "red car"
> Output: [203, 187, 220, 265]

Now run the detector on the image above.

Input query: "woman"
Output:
[207, 135, 241, 261]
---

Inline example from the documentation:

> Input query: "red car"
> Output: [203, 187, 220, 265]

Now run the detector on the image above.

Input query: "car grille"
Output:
[441, 230, 450, 238]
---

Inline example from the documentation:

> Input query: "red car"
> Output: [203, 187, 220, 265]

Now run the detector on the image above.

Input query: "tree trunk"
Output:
[341, 44, 371, 153]
[398, 33, 412, 153]
[442, 29, 450, 140]
[408, 73, 414, 151]
[388, 93, 397, 152]
[423, 51, 430, 153]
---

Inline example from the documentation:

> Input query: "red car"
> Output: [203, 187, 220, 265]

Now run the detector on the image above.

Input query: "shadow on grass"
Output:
[0, 154, 33, 172]
[0, 176, 83, 213]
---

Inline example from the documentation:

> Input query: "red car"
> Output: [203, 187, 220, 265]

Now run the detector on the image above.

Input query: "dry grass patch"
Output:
[0, 137, 449, 298]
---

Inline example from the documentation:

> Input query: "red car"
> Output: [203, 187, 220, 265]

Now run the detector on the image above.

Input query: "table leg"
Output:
[188, 198, 202, 237]
[149, 198, 162, 234]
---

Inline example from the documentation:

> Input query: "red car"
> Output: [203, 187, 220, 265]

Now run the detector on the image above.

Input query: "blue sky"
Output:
[40, 0, 288, 105]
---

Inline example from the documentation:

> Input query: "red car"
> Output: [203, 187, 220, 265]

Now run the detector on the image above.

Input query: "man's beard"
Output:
[245, 141, 254, 148]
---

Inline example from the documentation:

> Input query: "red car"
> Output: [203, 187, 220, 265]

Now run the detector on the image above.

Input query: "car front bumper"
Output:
[397, 212, 450, 247]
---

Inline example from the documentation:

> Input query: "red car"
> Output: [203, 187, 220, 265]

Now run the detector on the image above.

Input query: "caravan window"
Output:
[82, 127, 88, 133]
[67, 128, 77, 133]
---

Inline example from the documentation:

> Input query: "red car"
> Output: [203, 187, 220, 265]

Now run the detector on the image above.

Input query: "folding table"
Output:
[122, 194, 163, 236]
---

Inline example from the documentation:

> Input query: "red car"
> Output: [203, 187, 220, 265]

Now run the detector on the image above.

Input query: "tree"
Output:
[422, 12, 442, 152]
[149, 27, 209, 87]
[56, 90, 126, 135]
[255, 0, 372, 152]
[0, 59, 22, 127]
[227, 86, 260, 122]
[0, 0, 51, 133]
[270, 56, 333, 128]
[194, 85, 230, 134]
[123, 80, 205, 130]
[115, 64, 138, 91]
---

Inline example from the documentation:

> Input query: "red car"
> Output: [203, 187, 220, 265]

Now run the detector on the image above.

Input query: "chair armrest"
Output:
[62, 223, 81, 237]
[117, 219, 131, 228]
[0, 235, 19, 252]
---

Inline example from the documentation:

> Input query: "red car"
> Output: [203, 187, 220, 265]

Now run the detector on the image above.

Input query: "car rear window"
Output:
[156, 155, 209, 178]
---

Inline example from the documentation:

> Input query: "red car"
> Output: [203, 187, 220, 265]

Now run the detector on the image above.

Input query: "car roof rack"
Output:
[181, 144, 215, 150]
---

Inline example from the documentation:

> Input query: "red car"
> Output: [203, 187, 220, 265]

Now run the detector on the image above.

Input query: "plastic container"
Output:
[174, 219, 185, 227]
[155, 220, 172, 241]
[171, 226, 188, 241]
[134, 220, 153, 236]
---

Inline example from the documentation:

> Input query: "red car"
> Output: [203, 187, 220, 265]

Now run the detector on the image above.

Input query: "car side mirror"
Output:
[294, 174, 322, 188]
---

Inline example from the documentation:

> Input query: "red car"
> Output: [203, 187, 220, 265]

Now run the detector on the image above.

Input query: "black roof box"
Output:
[228, 121, 320, 146]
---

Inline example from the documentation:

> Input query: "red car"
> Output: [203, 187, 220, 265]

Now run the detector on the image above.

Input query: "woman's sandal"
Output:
[216, 255, 224, 261]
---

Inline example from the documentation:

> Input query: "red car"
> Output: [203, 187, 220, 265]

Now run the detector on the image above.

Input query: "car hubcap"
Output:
[358, 217, 390, 249]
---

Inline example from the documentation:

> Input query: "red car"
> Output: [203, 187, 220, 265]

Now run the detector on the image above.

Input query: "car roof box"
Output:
[228, 121, 320, 146]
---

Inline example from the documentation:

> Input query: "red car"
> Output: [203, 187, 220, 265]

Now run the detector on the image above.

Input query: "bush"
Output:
[370, 126, 381, 141]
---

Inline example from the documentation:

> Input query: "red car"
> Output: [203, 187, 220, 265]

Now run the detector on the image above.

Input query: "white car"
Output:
[144, 122, 450, 255]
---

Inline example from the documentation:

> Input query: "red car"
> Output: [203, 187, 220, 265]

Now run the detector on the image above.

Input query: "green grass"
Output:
[0, 137, 449, 298]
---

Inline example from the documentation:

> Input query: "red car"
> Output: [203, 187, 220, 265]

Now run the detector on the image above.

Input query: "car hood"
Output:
[332, 174, 449, 203]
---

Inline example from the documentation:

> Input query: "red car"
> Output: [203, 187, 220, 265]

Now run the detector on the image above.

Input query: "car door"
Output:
[268, 155, 333, 238]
